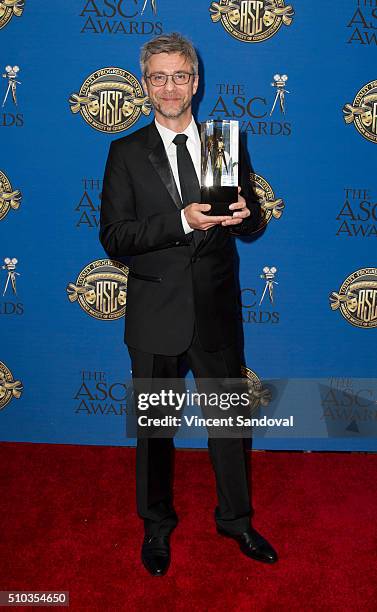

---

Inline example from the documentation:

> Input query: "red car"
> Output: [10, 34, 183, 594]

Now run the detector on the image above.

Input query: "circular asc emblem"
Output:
[0, 1, 24, 30]
[329, 268, 377, 328]
[66, 259, 129, 321]
[69, 67, 151, 133]
[343, 80, 377, 144]
[209, 0, 295, 43]
[0, 361, 23, 411]
[0, 169, 22, 222]
[250, 172, 284, 230]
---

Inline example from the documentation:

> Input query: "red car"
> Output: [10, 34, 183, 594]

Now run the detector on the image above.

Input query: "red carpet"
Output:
[0, 443, 376, 611]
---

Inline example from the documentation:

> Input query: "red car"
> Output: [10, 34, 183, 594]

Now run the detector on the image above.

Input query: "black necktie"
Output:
[173, 133, 201, 208]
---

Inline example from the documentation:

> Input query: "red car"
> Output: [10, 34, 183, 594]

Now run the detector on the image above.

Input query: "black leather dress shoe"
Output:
[217, 527, 278, 563]
[141, 535, 170, 576]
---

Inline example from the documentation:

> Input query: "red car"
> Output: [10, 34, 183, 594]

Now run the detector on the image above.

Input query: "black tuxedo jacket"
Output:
[99, 120, 261, 355]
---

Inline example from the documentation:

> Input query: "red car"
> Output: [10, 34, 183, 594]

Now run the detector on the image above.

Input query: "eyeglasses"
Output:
[145, 72, 195, 87]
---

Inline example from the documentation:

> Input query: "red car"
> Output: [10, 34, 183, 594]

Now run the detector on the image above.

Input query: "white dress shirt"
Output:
[155, 116, 201, 234]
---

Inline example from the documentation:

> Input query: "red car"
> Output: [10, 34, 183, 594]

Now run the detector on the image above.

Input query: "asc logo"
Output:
[251, 172, 284, 230]
[209, 0, 294, 43]
[0, 360, 23, 410]
[346, 3, 377, 46]
[343, 79, 377, 144]
[330, 268, 377, 328]
[336, 188, 377, 238]
[69, 67, 151, 133]
[0, 0, 24, 30]
[67, 259, 128, 320]
[74, 370, 129, 416]
[209, 78, 292, 136]
[79, 0, 162, 35]
[0, 170, 22, 221]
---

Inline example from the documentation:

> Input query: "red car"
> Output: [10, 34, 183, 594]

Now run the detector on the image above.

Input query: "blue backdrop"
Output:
[1, 0, 376, 451]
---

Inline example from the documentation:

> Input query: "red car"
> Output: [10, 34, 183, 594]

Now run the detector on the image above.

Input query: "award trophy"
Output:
[200, 119, 239, 214]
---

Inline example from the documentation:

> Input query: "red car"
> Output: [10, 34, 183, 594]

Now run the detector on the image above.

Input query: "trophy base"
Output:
[201, 186, 238, 204]
[201, 186, 238, 216]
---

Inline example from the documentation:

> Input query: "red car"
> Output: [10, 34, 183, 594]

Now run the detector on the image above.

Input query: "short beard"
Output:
[152, 98, 191, 119]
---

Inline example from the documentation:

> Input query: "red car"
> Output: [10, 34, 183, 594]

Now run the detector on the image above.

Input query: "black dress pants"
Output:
[128, 329, 253, 537]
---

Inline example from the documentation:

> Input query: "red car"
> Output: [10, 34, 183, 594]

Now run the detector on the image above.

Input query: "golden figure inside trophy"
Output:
[201, 120, 239, 211]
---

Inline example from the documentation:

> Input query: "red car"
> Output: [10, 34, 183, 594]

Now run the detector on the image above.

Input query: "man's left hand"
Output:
[221, 187, 251, 226]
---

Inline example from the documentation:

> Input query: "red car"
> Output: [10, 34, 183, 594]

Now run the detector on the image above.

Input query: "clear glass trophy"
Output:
[200, 119, 239, 207]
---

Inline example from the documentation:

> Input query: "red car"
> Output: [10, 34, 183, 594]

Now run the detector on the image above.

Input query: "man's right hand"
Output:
[184, 203, 232, 231]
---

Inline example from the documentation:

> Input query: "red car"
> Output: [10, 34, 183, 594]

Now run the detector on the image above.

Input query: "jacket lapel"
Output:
[146, 120, 208, 252]
[146, 121, 182, 211]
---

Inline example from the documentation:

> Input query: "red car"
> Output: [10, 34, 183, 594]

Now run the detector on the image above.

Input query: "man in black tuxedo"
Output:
[100, 32, 277, 575]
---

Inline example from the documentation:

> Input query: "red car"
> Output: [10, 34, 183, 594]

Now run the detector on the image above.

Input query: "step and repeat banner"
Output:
[0, 1, 376, 451]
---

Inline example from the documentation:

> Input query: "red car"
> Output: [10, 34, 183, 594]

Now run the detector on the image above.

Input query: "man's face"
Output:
[142, 52, 198, 120]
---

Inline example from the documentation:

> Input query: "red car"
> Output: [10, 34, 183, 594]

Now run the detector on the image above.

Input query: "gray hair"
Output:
[140, 32, 198, 76]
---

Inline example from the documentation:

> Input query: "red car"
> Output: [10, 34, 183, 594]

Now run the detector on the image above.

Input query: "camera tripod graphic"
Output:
[141, 0, 157, 15]
[2, 66, 21, 107]
[2, 258, 20, 296]
[259, 266, 278, 306]
[270, 74, 289, 116]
